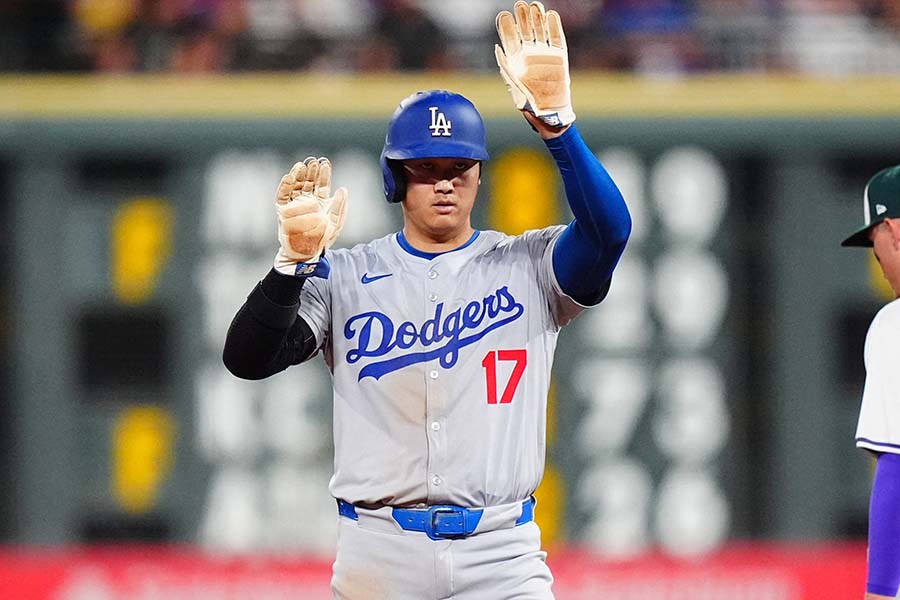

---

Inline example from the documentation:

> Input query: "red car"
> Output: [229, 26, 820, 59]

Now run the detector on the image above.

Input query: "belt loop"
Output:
[337, 499, 359, 521]
[516, 496, 535, 526]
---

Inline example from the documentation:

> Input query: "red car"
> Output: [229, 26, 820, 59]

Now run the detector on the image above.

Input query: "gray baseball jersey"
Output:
[856, 298, 900, 455]
[297, 226, 585, 508]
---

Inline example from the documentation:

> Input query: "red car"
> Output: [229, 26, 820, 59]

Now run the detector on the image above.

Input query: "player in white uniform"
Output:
[223, 3, 631, 598]
[842, 164, 900, 600]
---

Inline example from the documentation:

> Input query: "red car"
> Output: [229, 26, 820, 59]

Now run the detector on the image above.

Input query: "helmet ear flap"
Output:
[388, 161, 407, 203]
[380, 155, 407, 203]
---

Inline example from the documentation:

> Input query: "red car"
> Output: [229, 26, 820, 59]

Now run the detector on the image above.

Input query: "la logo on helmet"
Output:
[429, 106, 452, 137]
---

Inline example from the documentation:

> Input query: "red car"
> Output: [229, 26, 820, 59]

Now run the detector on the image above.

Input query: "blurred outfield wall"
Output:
[1, 73, 899, 596]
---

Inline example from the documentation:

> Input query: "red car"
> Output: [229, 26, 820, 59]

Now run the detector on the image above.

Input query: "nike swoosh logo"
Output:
[361, 273, 393, 284]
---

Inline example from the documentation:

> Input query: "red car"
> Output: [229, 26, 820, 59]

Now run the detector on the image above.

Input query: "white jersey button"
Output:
[431, 421, 441, 431]
[428, 293, 438, 302]
[429, 370, 438, 379]
[428, 270, 438, 279]
[432, 475, 442, 486]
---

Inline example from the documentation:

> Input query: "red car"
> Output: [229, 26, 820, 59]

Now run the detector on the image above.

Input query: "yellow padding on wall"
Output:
[111, 198, 173, 305]
[534, 465, 565, 548]
[113, 405, 176, 514]
[488, 148, 560, 234]
[4, 74, 900, 119]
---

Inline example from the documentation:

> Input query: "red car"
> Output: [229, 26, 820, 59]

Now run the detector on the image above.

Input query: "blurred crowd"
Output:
[2, 0, 900, 75]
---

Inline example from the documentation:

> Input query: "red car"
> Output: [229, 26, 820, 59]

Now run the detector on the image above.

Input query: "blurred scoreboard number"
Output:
[73, 159, 177, 541]
[572, 146, 732, 558]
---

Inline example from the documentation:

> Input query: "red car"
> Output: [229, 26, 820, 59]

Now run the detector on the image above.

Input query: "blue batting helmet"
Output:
[380, 90, 490, 203]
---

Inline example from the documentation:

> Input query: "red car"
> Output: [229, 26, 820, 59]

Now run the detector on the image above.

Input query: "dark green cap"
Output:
[842, 165, 900, 247]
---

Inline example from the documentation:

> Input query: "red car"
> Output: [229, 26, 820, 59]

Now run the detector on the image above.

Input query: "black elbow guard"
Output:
[245, 281, 300, 330]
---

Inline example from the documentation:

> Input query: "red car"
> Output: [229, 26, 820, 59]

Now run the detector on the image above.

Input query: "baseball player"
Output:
[223, 2, 631, 598]
[842, 165, 900, 600]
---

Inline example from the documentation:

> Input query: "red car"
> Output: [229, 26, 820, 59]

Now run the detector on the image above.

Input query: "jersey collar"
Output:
[395, 230, 481, 260]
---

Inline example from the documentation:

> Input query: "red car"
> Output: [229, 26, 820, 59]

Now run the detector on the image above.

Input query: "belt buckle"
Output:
[425, 505, 468, 541]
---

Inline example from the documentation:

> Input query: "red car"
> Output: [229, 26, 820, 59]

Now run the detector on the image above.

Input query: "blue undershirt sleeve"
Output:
[543, 125, 632, 305]
[867, 451, 900, 596]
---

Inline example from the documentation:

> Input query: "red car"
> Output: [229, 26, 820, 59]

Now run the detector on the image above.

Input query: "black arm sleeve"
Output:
[222, 268, 320, 380]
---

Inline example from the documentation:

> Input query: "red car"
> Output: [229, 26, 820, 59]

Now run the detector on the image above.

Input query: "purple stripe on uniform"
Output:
[867, 452, 900, 596]
[857, 437, 900, 451]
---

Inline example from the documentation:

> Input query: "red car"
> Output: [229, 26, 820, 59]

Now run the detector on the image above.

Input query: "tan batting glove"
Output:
[495, 1, 575, 127]
[274, 156, 348, 277]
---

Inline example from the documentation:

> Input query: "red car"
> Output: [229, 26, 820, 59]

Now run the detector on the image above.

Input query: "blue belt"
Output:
[337, 497, 535, 541]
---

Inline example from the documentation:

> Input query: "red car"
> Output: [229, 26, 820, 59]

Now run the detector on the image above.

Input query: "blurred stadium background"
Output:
[2, 0, 900, 598]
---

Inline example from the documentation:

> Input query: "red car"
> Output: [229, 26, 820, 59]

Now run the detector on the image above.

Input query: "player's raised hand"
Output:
[494, 1, 574, 127]
[274, 156, 348, 277]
